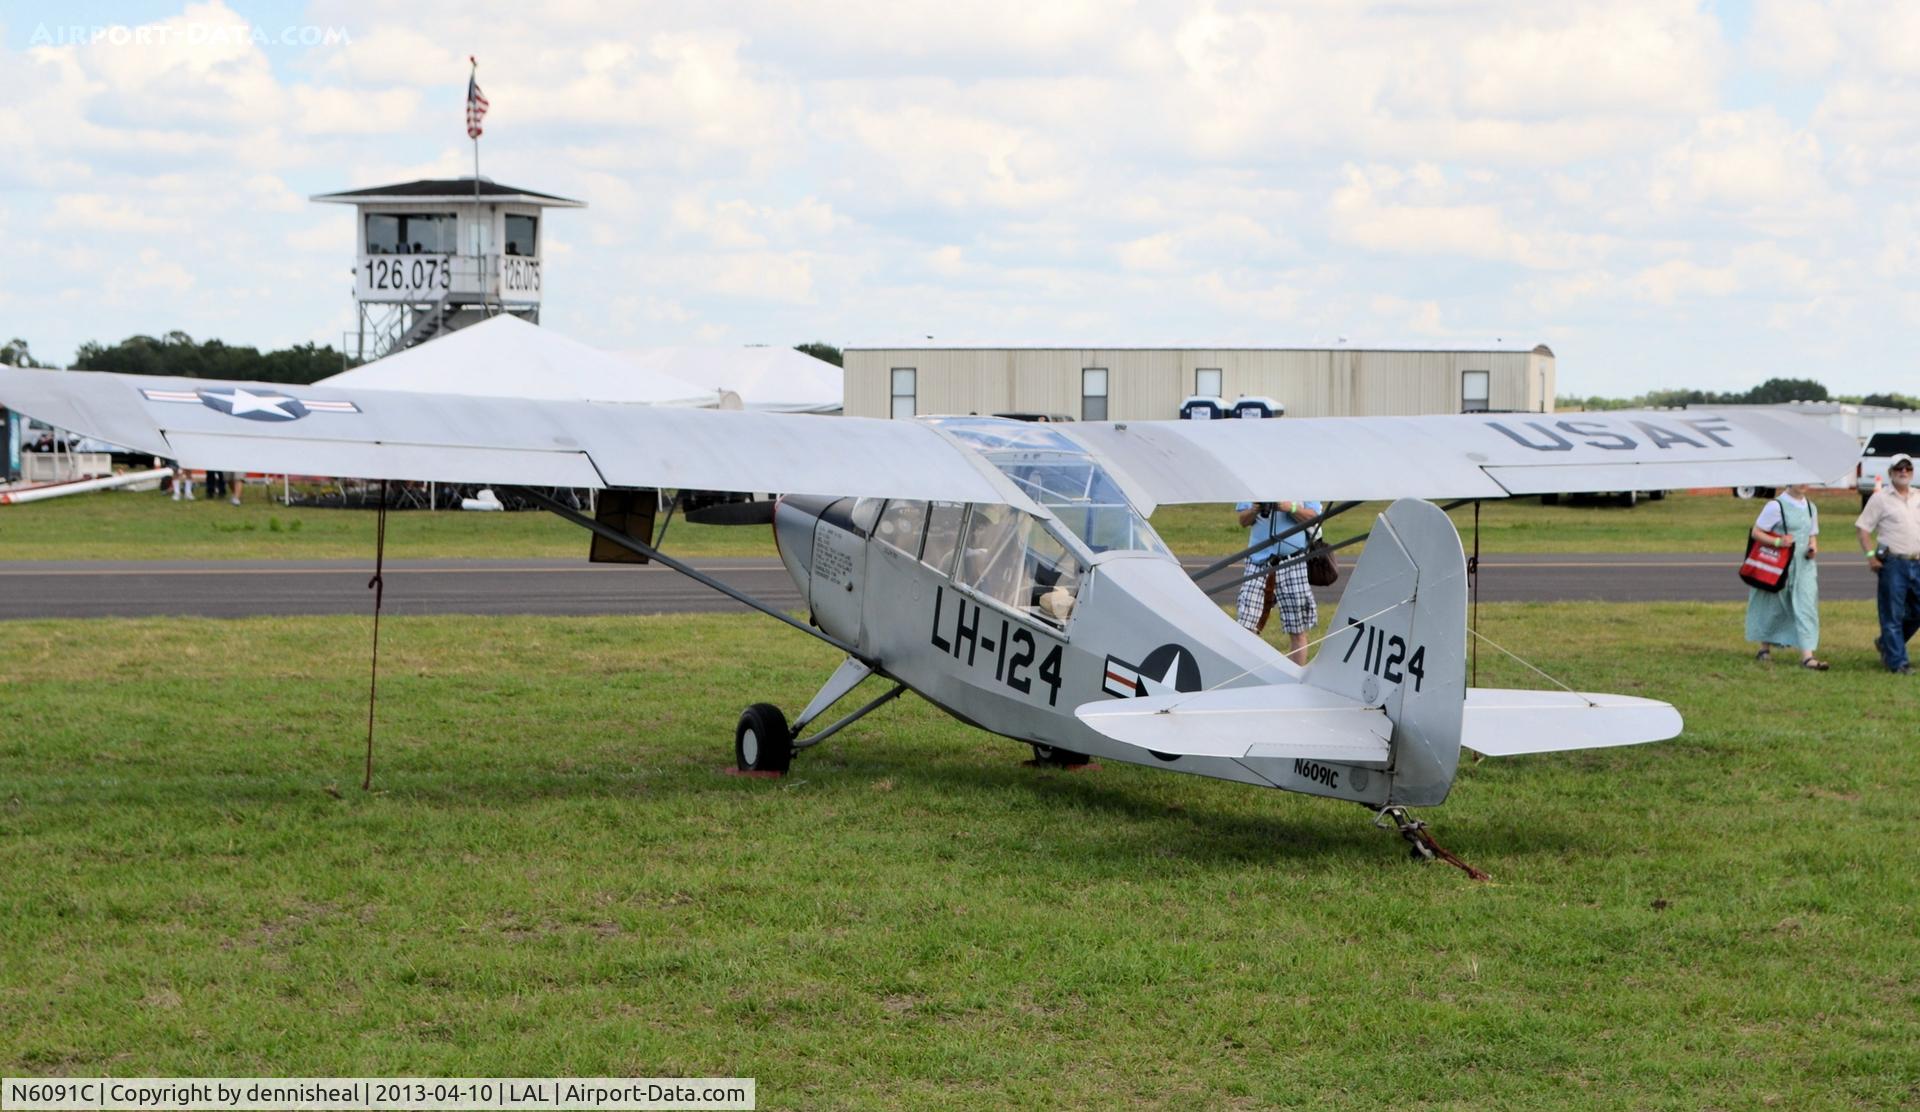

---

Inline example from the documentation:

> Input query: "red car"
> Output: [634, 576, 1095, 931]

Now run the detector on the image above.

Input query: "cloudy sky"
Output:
[1, 0, 1913, 396]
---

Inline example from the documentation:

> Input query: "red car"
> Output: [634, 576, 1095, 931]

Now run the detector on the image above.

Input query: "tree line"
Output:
[4, 333, 847, 381]
[3, 332, 345, 383]
[1560, 376, 1916, 412]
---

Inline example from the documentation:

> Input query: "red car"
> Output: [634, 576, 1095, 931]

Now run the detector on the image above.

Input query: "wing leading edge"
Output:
[0, 368, 1023, 506]
[0, 368, 1858, 508]
[1062, 409, 1859, 508]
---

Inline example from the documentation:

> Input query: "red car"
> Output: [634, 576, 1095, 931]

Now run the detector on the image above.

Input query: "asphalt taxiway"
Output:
[0, 553, 1878, 621]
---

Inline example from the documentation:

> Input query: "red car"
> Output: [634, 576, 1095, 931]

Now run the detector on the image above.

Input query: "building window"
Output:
[1462, 370, 1490, 413]
[891, 368, 916, 419]
[504, 214, 538, 256]
[1195, 368, 1222, 397]
[365, 213, 458, 255]
[1082, 367, 1109, 421]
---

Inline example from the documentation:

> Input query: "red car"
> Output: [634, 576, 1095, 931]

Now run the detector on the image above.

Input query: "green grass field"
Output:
[0, 487, 1869, 562]
[3, 604, 1914, 1107]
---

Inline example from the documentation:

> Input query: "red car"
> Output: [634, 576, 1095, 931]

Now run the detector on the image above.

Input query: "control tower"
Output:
[312, 177, 585, 363]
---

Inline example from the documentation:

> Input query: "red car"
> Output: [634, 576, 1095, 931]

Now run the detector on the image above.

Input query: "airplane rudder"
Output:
[1304, 499, 1467, 806]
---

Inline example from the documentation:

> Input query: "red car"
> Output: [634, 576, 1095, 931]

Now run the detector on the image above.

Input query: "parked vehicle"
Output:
[1856, 430, 1920, 505]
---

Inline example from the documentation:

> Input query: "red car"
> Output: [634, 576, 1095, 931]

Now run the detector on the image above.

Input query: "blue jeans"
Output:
[1877, 558, 1920, 670]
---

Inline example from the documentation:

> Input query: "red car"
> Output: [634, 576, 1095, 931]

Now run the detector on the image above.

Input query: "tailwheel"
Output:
[1028, 742, 1091, 768]
[735, 703, 793, 775]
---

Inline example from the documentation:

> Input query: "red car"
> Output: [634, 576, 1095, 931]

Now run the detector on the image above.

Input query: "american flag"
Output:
[465, 57, 488, 139]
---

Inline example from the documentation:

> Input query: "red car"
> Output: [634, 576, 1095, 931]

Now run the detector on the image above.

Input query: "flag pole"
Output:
[469, 55, 483, 313]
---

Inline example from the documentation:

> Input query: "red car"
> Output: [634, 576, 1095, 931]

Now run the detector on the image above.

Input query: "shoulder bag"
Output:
[1306, 523, 1340, 587]
[1739, 499, 1793, 592]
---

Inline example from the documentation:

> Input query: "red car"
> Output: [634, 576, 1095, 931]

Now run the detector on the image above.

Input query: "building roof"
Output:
[311, 177, 585, 208]
[846, 341, 1553, 356]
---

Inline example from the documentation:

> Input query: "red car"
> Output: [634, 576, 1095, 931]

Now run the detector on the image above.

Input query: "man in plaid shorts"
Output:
[1234, 499, 1322, 664]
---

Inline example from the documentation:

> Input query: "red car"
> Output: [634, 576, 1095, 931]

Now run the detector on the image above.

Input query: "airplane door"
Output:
[808, 498, 874, 645]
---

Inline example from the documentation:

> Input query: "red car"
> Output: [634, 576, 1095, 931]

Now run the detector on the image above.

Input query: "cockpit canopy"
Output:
[924, 417, 1170, 560]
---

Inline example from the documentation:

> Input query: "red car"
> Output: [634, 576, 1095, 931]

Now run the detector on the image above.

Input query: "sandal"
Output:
[1800, 657, 1829, 671]
[1754, 649, 1771, 663]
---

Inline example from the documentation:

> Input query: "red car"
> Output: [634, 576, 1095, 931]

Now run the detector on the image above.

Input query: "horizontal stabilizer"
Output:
[1463, 689, 1681, 756]
[1075, 685, 1391, 764]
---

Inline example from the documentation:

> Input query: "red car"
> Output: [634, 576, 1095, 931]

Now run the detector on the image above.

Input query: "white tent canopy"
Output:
[320, 315, 740, 408]
[617, 345, 843, 411]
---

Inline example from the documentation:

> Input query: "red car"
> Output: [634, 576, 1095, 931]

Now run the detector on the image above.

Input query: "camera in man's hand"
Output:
[1257, 502, 1277, 520]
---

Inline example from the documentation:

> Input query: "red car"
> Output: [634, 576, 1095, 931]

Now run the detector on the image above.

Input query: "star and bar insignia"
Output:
[141, 387, 360, 422]
[1101, 643, 1202, 699]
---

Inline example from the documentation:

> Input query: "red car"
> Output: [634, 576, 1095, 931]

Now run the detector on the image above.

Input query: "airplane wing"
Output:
[0, 367, 1025, 506]
[0, 367, 1855, 508]
[1061, 409, 1858, 508]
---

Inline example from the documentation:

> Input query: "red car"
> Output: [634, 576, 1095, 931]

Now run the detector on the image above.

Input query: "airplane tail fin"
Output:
[1301, 499, 1468, 806]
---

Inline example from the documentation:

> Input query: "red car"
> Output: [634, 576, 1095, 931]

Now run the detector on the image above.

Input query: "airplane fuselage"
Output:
[771, 490, 1395, 806]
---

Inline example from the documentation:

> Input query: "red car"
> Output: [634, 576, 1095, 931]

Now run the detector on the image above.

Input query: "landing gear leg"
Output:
[734, 657, 908, 777]
[1373, 805, 1491, 881]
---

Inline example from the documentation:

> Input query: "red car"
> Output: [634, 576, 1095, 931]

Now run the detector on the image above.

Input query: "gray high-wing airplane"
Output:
[0, 368, 1857, 861]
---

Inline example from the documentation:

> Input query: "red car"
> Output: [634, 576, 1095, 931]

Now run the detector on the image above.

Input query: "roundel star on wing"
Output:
[198, 387, 308, 422]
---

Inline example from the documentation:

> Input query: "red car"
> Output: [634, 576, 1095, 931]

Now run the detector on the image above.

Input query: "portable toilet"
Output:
[1231, 395, 1284, 419]
[1179, 395, 1227, 420]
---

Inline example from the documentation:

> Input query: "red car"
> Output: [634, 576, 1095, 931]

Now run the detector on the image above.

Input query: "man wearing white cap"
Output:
[1856, 452, 1920, 674]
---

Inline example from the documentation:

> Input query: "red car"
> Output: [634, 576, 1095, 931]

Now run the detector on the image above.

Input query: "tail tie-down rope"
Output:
[363, 480, 389, 791]
[1377, 806, 1492, 882]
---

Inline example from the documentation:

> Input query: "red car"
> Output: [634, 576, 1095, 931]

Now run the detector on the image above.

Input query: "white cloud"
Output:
[1457, 3, 1723, 118]
[292, 86, 421, 134]
[109, 248, 196, 297]
[829, 101, 1078, 210]
[1748, 0, 1843, 77]
[1629, 242, 1821, 306]
[1649, 111, 1833, 220]
[698, 252, 816, 303]
[316, 24, 466, 85]
[669, 196, 840, 250]
[47, 194, 187, 234]
[1327, 164, 1613, 269]
[68, 1, 286, 129]
[0, 0, 1911, 395]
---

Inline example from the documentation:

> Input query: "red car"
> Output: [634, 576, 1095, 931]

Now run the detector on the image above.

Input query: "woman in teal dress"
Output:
[1745, 483, 1826, 669]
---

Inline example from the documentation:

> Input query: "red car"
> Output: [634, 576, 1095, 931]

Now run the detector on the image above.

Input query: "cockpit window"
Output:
[926, 417, 1170, 558]
[921, 501, 966, 575]
[875, 500, 927, 558]
[959, 504, 1083, 626]
[851, 497, 885, 536]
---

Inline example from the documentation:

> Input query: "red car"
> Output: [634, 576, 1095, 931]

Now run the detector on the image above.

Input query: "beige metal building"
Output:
[842, 344, 1556, 421]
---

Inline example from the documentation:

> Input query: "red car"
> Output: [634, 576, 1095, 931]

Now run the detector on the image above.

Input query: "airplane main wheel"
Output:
[1029, 743, 1090, 767]
[735, 703, 793, 774]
